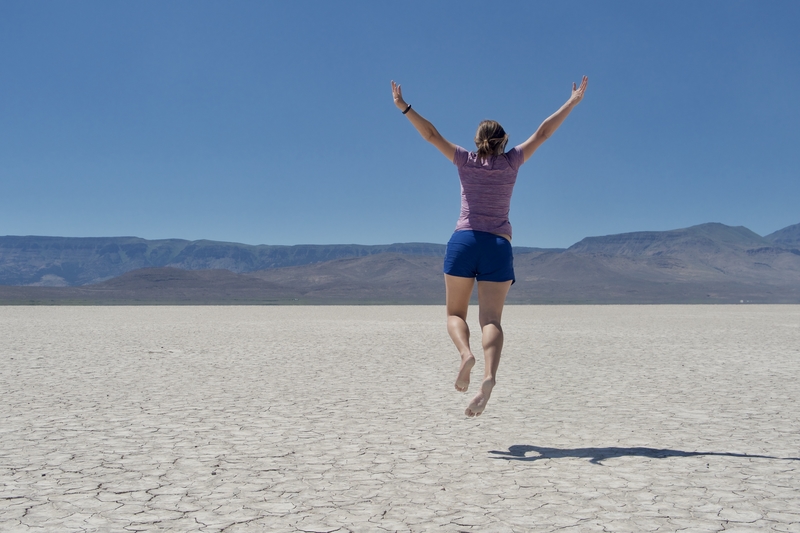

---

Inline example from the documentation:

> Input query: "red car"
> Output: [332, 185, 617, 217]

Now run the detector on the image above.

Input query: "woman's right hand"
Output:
[391, 80, 408, 111]
[570, 76, 588, 105]
[520, 75, 589, 163]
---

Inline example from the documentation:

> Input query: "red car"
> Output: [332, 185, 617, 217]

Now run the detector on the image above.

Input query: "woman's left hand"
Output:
[391, 80, 408, 111]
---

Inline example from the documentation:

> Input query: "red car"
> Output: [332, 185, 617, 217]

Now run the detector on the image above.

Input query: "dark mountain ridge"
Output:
[562, 223, 800, 284]
[567, 223, 768, 256]
[765, 223, 800, 247]
[2, 236, 548, 287]
[1, 222, 798, 304]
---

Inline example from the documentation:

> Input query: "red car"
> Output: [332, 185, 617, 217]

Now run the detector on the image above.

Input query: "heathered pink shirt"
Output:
[452, 145, 525, 239]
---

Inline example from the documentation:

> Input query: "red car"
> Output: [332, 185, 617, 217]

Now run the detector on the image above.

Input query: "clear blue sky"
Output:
[1, 1, 798, 248]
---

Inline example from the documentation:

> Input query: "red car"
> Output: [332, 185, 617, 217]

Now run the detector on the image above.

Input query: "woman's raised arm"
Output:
[392, 80, 457, 162]
[519, 76, 588, 163]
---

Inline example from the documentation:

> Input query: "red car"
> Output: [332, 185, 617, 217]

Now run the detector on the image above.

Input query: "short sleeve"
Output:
[452, 145, 469, 167]
[506, 146, 524, 171]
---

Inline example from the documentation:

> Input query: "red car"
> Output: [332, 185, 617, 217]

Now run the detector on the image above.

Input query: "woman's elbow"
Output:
[423, 129, 440, 143]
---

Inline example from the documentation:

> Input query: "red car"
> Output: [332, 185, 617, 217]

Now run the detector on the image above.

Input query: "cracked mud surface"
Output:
[1, 305, 799, 532]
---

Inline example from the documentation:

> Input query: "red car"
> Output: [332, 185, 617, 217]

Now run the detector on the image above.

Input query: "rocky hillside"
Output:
[1, 236, 540, 287]
[2, 222, 798, 304]
[765, 223, 800, 247]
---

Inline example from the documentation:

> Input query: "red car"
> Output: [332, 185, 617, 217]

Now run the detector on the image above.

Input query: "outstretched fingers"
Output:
[571, 75, 588, 103]
[391, 80, 402, 100]
[577, 75, 588, 94]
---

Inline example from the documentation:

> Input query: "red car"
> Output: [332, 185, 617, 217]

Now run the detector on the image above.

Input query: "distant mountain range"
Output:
[1, 222, 798, 304]
[0, 237, 482, 286]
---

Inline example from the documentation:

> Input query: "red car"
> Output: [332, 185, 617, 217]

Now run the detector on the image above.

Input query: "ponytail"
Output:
[474, 120, 508, 159]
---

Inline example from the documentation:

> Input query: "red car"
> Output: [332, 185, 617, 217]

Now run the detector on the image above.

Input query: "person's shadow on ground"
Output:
[489, 445, 800, 465]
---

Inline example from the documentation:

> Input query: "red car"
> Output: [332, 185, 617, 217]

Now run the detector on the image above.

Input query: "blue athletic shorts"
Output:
[443, 230, 515, 284]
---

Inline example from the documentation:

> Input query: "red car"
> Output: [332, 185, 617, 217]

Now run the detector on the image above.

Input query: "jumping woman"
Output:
[391, 76, 588, 417]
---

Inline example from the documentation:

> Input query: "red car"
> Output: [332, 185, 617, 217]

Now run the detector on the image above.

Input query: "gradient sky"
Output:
[1, 1, 798, 248]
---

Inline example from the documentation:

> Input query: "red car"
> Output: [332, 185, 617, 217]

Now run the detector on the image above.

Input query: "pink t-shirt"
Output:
[452, 145, 525, 239]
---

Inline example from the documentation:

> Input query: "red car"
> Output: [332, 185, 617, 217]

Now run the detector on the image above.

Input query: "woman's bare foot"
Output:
[455, 354, 475, 392]
[465, 378, 495, 417]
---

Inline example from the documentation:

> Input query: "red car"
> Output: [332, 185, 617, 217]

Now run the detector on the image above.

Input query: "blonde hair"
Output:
[474, 120, 508, 158]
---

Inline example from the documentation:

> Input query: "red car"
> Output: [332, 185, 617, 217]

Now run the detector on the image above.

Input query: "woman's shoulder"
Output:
[504, 145, 525, 170]
[455, 146, 523, 170]
[453, 145, 472, 166]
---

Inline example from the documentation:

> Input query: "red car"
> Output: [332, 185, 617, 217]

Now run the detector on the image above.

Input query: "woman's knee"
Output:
[446, 297, 470, 321]
[479, 315, 503, 330]
[448, 309, 469, 322]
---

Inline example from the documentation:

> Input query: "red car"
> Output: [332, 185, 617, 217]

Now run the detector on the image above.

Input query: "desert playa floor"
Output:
[1, 305, 799, 533]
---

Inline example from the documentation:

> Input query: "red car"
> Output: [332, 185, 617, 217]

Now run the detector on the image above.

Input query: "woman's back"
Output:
[453, 145, 524, 239]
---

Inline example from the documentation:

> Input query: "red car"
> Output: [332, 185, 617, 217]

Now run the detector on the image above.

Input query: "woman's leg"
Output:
[465, 279, 513, 417]
[444, 274, 476, 392]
